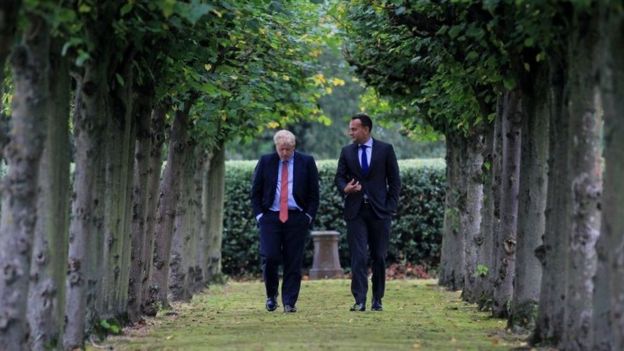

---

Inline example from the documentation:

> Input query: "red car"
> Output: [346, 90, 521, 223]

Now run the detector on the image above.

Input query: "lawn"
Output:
[92, 279, 527, 350]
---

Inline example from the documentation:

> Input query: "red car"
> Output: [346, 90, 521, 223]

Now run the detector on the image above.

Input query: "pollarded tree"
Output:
[0, 4, 49, 349]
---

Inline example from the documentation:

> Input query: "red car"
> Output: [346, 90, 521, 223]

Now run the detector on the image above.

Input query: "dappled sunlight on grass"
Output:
[92, 279, 526, 350]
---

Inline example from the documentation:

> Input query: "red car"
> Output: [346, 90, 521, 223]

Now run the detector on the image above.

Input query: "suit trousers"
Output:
[259, 210, 309, 306]
[346, 203, 391, 304]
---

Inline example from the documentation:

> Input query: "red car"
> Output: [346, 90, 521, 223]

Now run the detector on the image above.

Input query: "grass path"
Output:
[94, 279, 526, 350]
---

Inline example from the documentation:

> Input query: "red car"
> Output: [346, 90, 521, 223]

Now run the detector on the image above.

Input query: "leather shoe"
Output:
[350, 302, 365, 312]
[266, 297, 278, 312]
[371, 298, 383, 311]
[283, 305, 297, 313]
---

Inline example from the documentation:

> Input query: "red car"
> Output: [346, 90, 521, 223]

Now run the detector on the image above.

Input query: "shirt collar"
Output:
[360, 138, 373, 148]
[280, 153, 295, 163]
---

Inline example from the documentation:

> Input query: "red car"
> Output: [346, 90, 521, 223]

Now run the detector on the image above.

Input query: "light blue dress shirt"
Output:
[270, 157, 301, 212]
[256, 156, 306, 222]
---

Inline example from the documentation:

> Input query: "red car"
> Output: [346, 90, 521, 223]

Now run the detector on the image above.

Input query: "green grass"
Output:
[92, 279, 526, 350]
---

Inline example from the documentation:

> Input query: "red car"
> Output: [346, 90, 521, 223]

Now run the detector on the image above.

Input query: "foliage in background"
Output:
[222, 159, 445, 277]
[225, 2, 446, 161]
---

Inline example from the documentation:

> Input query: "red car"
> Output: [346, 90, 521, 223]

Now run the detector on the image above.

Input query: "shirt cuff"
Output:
[256, 213, 263, 221]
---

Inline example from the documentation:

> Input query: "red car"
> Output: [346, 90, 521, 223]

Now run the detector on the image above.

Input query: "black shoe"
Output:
[350, 302, 365, 312]
[371, 298, 383, 311]
[266, 297, 278, 312]
[283, 305, 297, 313]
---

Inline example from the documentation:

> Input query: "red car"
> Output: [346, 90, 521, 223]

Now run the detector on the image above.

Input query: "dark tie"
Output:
[279, 160, 289, 223]
[360, 144, 369, 176]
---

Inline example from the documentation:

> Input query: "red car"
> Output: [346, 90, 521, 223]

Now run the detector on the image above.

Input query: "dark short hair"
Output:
[352, 113, 373, 132]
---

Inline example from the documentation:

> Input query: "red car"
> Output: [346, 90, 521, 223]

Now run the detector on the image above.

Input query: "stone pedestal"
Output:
[309, 230, 343, 279]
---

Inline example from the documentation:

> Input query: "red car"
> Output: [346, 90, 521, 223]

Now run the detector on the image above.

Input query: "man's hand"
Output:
[343, 179, 362, 194]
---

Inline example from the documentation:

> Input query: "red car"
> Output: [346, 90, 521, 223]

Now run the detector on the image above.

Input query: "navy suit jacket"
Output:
[334, 139, 401, 220]
[251, 151, 320, 223]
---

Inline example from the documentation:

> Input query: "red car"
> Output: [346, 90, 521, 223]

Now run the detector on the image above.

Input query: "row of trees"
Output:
[226, 43, 447, 160]
[339, 1, 622, 350]
[0, 1, 330, 350]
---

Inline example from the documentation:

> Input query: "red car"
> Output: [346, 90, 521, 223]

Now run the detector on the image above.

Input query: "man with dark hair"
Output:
[251, 130, 320, 313]
[335, 113, 401, 312]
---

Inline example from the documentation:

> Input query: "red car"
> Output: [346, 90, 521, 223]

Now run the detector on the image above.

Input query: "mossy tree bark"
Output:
[492, 89, 521, 318]
[596, 5, 622, 350]
[561, 11, 602, 351]
[63, 59, 109, 351]
[0, 13, 48, 349]
[509, 67, 549, 331]
[191, 150, 208, 292]
[475, 124, 496, 308]
[486, 106, 504, 308]
[169, 140, 196, 302]
[149, 103, 191, 308]
[460, 133, 484, 303]
[100, 58, 136, 318]
[438, 134, 463, 290]
[533, 57, 569, 347]
[205, 145, 226, 282]
[27, 39, 70, 351]
[127, 85, 154, 323]
[141, 107, 166, 316]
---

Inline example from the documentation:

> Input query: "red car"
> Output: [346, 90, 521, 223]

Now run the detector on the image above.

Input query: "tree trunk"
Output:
[99, 61, 135, 318]
[438, 134, 463, 290]
[561, 11, 602, 351]
[191, 150, 207, 292]
[460, 133, 484, 303]
[63, 64, 109, 351]
[141, 107, 166, 316]
[597, 6, 623, 351]
[487, 104, 504, 310]
[205, 145, 226, 283]
[509, 70, 549, 331]
[169, 141, 195, 302]
[127, 87, 153, 323]
[533, 57, 569, 347]
[85, 130, 106, 334]
[118, 84, 138, 319]
[474, 125, 495, 309]
[0, 14, 48, 349]
[27, 39, 70, 351]
[492, 89, 521, 318]
[148, 104, 190, 309]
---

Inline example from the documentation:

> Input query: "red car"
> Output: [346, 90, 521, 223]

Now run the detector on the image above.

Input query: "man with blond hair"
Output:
[251, 130, 319, 313]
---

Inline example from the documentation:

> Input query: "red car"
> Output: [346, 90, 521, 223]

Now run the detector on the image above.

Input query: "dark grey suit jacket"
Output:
[334, 139, 401, 220]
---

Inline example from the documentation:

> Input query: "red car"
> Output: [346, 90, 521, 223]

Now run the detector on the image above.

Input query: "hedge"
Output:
[222, 159, 446, 276]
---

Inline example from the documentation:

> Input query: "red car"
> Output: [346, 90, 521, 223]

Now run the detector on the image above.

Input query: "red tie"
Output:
[279, 160, 289, 223]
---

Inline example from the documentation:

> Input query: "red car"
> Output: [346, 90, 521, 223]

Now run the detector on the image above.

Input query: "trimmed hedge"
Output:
[222, 159, 446, 276]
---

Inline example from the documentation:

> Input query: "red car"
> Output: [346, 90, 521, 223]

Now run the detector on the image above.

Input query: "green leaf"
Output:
[75, 50, 90, 67]
[116, 73, 125, 87]
[448, 25, 463, 39]
[120, 3, 133, 16]
[466, 51, 478, 61]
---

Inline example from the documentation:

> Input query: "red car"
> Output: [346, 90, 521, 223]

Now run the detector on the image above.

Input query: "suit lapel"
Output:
[368, 138, 379, 175]
[349, 143, 363, 178]
[292, 152, 299, 192]
[269, 153, 279, 193]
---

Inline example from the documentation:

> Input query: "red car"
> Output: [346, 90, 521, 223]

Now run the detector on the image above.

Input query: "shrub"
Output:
[222, 159, 445, 277]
